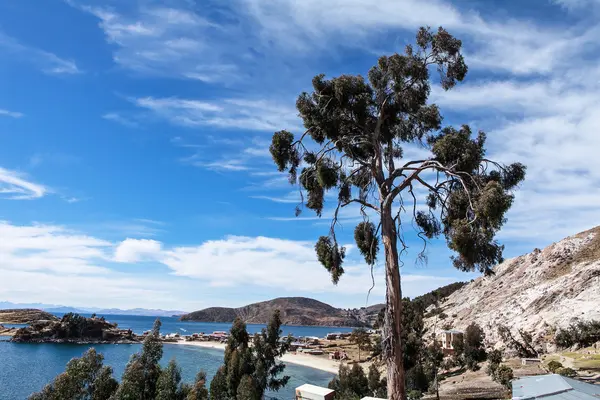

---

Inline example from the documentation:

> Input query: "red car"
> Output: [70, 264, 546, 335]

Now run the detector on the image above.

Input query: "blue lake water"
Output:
[0, 315, 347, 399]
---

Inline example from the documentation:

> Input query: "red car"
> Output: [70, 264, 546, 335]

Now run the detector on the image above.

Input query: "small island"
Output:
[10, 313, 140, 344]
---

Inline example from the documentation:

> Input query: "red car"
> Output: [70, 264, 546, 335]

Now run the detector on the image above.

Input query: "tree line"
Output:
[29, 311, 291, 400]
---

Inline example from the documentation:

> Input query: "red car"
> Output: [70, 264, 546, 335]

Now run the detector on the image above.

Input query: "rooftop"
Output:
[295, 384, 335, 396]
[512, 374, 600, 399]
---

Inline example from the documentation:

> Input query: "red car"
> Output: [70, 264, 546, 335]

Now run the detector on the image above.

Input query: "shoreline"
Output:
[166, 340, 343, 374]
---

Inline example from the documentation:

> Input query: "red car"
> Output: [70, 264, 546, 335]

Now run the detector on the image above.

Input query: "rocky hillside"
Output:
[425, 226, 600, 348]
[181, 297, 368, 327]
[0, 309, 58, 324]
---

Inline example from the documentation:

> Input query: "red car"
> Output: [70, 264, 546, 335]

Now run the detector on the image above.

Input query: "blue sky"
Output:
[0, 0, 599, 311]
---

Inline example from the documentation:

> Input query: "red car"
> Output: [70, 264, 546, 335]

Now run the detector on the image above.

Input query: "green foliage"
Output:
[367, 365, 388, 398]
[328, 364, 370, 399]
[452, 323, 486, 371]
[315, 236, 346, 284]
[354, 222, 379, 265]
[555, 320, 600, 349]
[268, 25, 525, 400]
[270, 26, 525, 281]
[349, 328, 372, 361]
[463, 323, 487, 370]
[486, 349, 512, 389]
[212, 311, 291, 399]
[370, 335, 382, 358]
[156, 359, 188, 400]
[236, 376, 260, 400]
[114, 318, 164, 400]
[547, 360, 563, 373]
[495, 365, 514, 389]
[411, 281, 468, 313]
[28, 348, 118, 400]
[186, 371, 209, 400]
[486, 350, 502, 380]
[208, 367, 228, 400]
[557, 367, 577, 377]
[251, 310, 292, 394]
[407, 390, 423, 400]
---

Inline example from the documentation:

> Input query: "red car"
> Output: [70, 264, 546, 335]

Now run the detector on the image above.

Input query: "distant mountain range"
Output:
[181, 297, 372, 327]
[0, 302, 187, 317]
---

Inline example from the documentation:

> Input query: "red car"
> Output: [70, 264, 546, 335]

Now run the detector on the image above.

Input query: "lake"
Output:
[0, 314, 348, 399]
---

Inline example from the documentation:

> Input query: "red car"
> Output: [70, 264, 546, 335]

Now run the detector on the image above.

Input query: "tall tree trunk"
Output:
[381, 205, 405, 400]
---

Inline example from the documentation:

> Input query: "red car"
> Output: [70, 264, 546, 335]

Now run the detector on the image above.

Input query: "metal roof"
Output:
[295, 384, 335, 396]
[512, 374, 600, 399]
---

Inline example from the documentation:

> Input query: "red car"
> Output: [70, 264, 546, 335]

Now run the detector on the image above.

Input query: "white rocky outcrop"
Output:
[425, 227, 600, 347]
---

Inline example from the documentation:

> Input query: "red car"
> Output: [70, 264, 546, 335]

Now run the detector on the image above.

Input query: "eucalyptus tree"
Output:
[269, 26, 525, 399]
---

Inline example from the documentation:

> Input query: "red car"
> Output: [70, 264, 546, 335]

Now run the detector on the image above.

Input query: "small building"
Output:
[436, 329, 463, 355]
[326, 332, 342, 340]
[521, 358, 542, 366]
[290, 341, 305, 351]
[512, 374, 600, 399]
[295, 384, 335, 400]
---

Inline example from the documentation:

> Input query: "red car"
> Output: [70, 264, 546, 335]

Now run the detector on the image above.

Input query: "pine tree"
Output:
[156, 359, 186, 400]
[269, 26, 525, 400]
[28, 348, 118, 400]
[114, 318, 163, 400]
[186, 371, 209, 400]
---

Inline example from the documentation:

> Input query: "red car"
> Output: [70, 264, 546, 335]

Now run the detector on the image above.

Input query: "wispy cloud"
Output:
[0, 31, 80, 75]
[250, 192, 300, 204]
[102, 112, 139, 128]
[0, 109, 24, 118]
[0, 167, 47, 200]
[72, 3, 237, 82]
[133, 96, 300, 132]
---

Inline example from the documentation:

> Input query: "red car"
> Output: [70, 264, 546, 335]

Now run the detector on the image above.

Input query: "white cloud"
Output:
[0, 221, 111, 274]
[114, 238, 162, 263]
[74, 4, 237, 82]
[0, 221, 191, 309]
[0, 31, 80, 75]
[0, 220, 458, 308]
[0, 109, 24, 118]
[133, 96, 300, 132]
[0, 167, 47, 199]
[158, 235, 454, 298]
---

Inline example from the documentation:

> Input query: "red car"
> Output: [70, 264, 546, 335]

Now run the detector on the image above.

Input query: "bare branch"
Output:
[341, 198, 380, 212]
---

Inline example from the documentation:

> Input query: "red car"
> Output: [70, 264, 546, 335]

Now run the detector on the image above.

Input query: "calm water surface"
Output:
[0, 315, 345, 399]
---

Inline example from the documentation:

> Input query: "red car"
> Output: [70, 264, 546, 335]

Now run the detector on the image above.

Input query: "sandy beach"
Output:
[167, 340, 342, 374]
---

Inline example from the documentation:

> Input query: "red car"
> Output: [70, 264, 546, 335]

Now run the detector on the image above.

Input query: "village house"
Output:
[436, 329, 464, 355]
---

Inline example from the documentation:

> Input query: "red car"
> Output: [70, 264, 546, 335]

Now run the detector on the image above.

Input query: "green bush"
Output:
[555, 320, 600, 349]
[547, 360, 563, 373]
[557, 367, 577, 377]
[495, 365, 514, 389]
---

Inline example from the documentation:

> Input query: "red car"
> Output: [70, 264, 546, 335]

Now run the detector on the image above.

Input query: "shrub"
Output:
[557, 367, 577, 377]
[407, 390, 423, 400]
[547, 360, 563, 373]
[495, 365, 514, 389]
[555, 320, 600, 349]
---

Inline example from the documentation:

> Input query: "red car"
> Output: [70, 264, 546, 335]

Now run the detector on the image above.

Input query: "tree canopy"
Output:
[269, 25, 525, 399]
